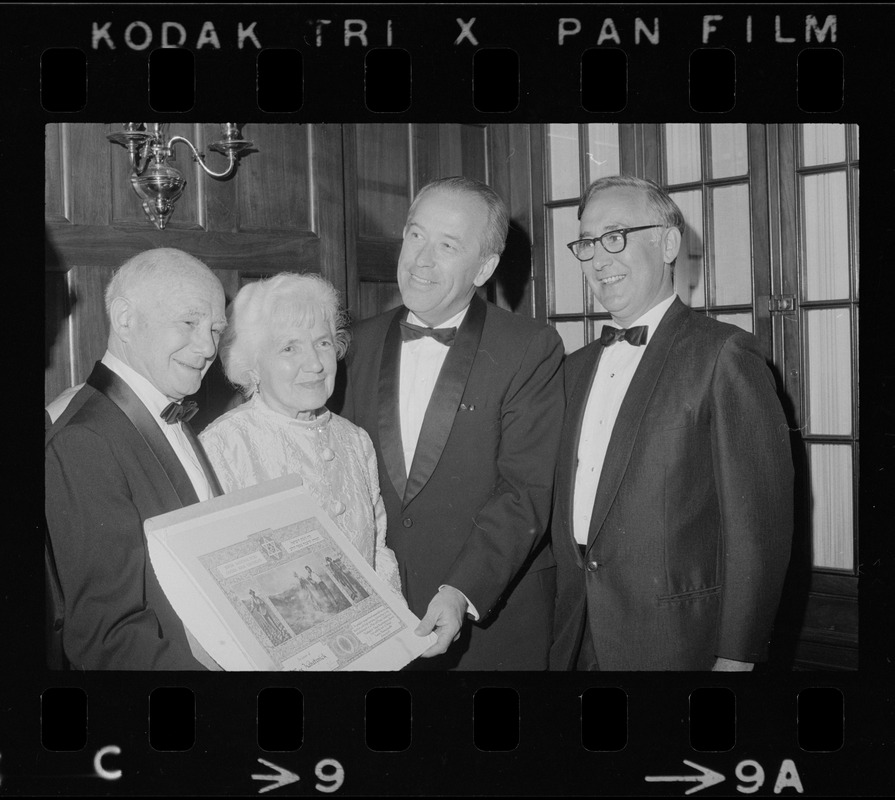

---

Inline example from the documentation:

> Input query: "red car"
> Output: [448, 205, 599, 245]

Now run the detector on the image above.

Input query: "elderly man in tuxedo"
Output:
[550, 176, 793, 671]
[341, 177, 564, 670]
[45, 248, 226, 670]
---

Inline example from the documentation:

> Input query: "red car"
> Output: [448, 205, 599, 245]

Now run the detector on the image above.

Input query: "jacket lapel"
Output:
[87, 362, 200, 507]
[403, 294, 486, 508]
[586, 299, 690, 548]
[377, 309, 409, 502]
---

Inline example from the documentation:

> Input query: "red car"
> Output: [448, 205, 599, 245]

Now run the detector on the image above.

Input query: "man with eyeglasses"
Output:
[550, 175, 793, 672]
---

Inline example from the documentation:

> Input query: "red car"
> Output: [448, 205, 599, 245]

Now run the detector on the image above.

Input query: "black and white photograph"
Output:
[9, 1, 895, 796]
[42, 118, 860, 674]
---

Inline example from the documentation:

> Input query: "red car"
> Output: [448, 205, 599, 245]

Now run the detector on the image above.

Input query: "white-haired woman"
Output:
[200, 272, 401, 591]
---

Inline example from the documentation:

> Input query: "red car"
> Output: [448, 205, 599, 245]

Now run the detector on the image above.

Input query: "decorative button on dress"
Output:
[199, 394, 401, 592]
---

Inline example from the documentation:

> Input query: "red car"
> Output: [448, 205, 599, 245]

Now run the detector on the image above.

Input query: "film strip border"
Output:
[40, 40, 844, 116]
[10, 5, 875, 119]
[3, 674, 888, 795]
[5, 2, 894, 797]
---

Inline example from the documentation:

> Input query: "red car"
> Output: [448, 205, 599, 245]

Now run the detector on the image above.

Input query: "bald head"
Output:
[104, 248, 221, 317]
[105, 248, 227, 401]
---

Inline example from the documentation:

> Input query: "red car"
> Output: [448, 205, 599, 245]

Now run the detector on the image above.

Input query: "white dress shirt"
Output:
[399, 306, 469, 474]
[572, 295, 676, 545]
[101, 351, 215, 502]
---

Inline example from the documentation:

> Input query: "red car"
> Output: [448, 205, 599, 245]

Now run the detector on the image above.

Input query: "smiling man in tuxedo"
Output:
[550, 176, 793, 671]
[45, 248, 226, 670]
[342, 177, 564, 669]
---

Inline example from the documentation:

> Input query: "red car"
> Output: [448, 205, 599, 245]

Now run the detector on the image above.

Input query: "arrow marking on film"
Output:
[252, 758, 300, 794]
[645, 760, 726, 795]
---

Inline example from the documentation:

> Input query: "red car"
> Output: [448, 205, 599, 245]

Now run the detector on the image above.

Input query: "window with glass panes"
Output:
[794, 123, 859, 572]
[661, 124, 756, 334]
[543, 123, 621, 354]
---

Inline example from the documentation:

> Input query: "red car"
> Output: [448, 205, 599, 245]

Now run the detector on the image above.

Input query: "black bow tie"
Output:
[400, 321, 457, 346]
[600, 325, 648, 347]
[160, 400, 198, 425]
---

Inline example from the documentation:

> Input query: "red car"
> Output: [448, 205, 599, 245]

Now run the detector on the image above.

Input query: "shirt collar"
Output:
[101, 351, 176, 419]
[406, 305, 469, 330]
[607, 293, 676, 345]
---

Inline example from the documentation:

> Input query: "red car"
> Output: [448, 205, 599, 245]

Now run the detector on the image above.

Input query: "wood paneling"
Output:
[45, 271, 72, 404]
[490, 124, 534, 316]
[748, 124, 774, 361]
[412, 124, 488, 187]
[412, 124, 441, 190]
[45, 124, 66, 222]
[773, 569, 859, 671]
[311, 124, 348, 297]
[356, 240, 402, 283]
[213, 268, 240, 305]
[792, 581, 859, 670]
[69, 124, 111, 227]
[460, 125, 488, 183]
[237, 124, 312, 233]
[45, 223, 324, 274]
[793, 639, 858, 670]
[351, 124, 411, 315]
[528, 124, 549, 320]
[341, 126, 360, 313]
[203, 123, 239, 234]
[358, 281, 403, 322]
[356, 123, 410, 239]
[68, 265, 114, 384]
[437, 124, 463, 177]
[164, 122, 202, 230]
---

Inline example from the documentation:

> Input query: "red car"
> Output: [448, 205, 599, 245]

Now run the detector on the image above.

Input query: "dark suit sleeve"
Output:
[710, 332, 794, 662]
[45, 426, 204, 670]
[443, 325, 565, 619]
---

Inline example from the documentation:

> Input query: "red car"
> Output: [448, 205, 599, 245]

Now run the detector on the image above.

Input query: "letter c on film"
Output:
[94, 745, 122, 780]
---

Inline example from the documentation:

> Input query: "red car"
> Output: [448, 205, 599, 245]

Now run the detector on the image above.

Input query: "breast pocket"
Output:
[455, 396, 495, 426]
[451, 397, 500, 449]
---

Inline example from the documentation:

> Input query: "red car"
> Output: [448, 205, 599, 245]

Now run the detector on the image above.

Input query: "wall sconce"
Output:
[107, 123, 253, 230]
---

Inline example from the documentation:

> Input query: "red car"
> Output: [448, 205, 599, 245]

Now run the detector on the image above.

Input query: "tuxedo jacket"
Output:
[44, 362, 212, 670]
[550, 299, 794, 671]
[341, 295, 565, 669]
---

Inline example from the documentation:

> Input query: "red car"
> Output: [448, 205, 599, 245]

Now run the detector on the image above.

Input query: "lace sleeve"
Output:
[360, 428, 402, 594]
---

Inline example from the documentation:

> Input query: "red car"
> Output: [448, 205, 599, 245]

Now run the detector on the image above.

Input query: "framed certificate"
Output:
[145, 474, 435, 670]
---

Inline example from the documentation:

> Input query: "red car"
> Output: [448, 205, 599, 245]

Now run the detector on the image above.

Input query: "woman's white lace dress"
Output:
[199, 394, 401, 592]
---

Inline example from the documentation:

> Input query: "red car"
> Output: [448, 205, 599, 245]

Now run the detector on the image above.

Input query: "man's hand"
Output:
[415, 586, 469, 658]
[712, 657, 754, 672]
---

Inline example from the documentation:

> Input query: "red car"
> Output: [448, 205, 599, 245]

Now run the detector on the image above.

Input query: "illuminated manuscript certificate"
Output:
[144, 474, 435, 671]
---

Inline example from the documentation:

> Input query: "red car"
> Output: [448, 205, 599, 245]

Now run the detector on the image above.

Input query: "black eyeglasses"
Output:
[566, 225, 664, 262]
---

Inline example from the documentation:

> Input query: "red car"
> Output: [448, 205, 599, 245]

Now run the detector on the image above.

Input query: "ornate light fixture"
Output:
[107, 123, 253, 230]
